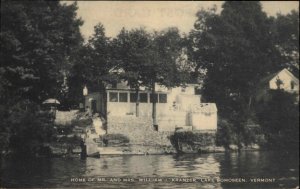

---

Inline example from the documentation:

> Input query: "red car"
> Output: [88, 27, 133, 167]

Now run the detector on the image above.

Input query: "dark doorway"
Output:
[91, 99, 97, 114]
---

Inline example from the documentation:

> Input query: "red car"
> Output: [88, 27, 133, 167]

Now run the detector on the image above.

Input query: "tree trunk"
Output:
[99, 82, 107, 133]
[135, 88, 140, 117]
[248, 95, 252, 110]
[152, 82, 157, 127]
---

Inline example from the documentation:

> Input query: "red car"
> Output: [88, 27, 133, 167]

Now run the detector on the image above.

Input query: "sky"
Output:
[62, 1, 299, 40]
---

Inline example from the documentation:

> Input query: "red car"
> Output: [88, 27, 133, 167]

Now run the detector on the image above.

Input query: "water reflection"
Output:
[1, 151, 299, 189]
[218, 151, 299, 189]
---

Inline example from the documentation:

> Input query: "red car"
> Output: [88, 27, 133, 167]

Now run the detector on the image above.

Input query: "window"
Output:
[119, 92, 128, 102]
[130, 93, 137, 103]
[130, 93, 148, 103]
[291, 81, 295, 90]
[159, 94, 167, 103]
[140, 93, 148, 103]
[181, 87, 186, 92]
[109, 92, 118, 102]
[150, 93, 158, 103]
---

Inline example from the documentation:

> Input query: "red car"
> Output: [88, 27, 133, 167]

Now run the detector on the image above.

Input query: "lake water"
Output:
[1, 151, 299, 189]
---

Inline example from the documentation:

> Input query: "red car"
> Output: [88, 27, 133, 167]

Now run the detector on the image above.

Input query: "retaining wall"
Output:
[107, 115, 173, 146]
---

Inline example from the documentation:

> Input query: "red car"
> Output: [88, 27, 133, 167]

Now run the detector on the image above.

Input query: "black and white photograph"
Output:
[0, 1, 299, 189]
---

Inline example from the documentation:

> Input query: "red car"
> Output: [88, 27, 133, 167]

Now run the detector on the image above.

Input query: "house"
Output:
[256, 68, 299, 102]
[268, 68, 299, 92]
[84, 81, 218, 132]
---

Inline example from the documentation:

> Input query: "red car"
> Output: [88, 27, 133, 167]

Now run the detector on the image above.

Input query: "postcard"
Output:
[0, 1, 299, 189]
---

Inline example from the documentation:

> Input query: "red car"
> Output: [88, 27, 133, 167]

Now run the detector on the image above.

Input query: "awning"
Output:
[42, 98, 60, 105]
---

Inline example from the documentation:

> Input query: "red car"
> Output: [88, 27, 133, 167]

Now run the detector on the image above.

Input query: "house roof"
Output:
[259, 68, 299, 88]
[269, 68, 299, 82]
[260, 72, 280, 84]
[106, 81, 201, 92]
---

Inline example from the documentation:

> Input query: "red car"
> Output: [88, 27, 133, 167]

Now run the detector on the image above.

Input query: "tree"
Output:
[255, 90, 299, 150]
[113, 27, 187, 124]
[188, 2, 285, 147]
[113, 28, 153, 117]
[4, 101, 55, 155]
[0, 0, 83, 105]
[271, 10, 299, 72]
[0, 0, 83, 154]
[148, 28, 187, 126]
[68, 23, 114, 107]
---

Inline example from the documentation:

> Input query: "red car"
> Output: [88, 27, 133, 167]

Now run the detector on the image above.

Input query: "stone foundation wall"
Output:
[107, 115, 173, 146]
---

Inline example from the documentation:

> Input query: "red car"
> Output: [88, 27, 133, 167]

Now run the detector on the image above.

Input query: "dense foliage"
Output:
[188, 1, 299, 149]
[169, 131, 216, 152]
[1, 1, 83, 104]
[0, 0, 83, 155]
[255, 90, 299, 150]
[68, 23, 114, 106]
[0, 101, 55, 155]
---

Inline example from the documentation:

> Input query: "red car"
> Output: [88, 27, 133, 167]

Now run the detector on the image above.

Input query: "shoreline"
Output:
[1, 145, 263, 158]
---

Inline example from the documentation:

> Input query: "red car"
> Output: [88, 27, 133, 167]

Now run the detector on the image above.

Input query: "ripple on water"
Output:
[0, 151, 299, 189]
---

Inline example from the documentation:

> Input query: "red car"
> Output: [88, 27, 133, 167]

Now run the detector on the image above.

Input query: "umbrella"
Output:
[42, 98, 60, 105]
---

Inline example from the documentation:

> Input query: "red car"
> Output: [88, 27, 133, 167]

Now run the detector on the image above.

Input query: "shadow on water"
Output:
[1, 156, 87, 188]
[1, 151, 299, 189]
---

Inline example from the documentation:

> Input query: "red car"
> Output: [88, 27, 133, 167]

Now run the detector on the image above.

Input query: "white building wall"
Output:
[106, 85, 217, 132]
[191, 112, 217, 131]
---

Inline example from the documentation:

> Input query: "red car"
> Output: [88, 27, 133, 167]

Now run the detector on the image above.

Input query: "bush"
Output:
[71, 117, 92, 127]
[57, 135, 82, 145]
[169, 131, 216, 152]
[255, 90, 299, 150]
[55, 124, 74, 135]
[100, 134, 130, 146]
[3, 100, 55, 156]
[216, 119, 237, 148]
